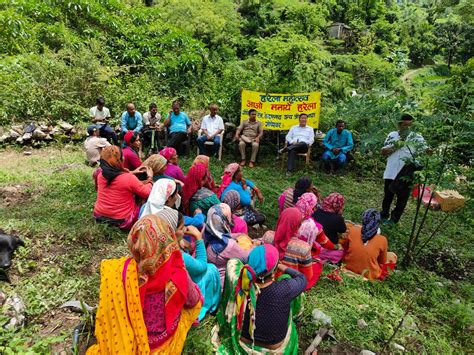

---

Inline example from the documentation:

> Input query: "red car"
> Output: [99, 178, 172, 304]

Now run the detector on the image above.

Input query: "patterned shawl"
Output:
[142, 154, 167, 176]
[361, 208, 381, 243]
[322, 192, 345, 214]
[296, 192, 318, 219]
[235, 244, 279, 339]
[205, 203, 233, 254]
[99, 146, 124, 185]
[141, 179, 180, 218]
[127, 215, 188, 338]
[273, 207, 303, 259]
[222, 189, 240, 212]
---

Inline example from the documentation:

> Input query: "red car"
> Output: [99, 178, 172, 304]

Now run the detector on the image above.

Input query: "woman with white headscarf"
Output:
[139, 179, 181, 220]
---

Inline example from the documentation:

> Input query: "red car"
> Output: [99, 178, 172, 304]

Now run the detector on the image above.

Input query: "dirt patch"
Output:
[37, 308, 80, 353]
[319, 343, 360, 354]
[0, 184, 32, 207]
[247, 225, 269, 240]
[53, 163, 84, 173]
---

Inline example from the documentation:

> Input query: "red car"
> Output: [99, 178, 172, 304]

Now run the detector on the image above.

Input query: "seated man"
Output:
[164, 101, 191, 155]
[279, 113, 314, 175]
[84, 125, 110, 166]
[122, 131, 142, 171]
[120, 102, 143, 138]
[322, 120, 354, 171]
[89, 97, 118, 145]
[197, 103, 224, 157]
[142, 103, 164, 155]
[234, 109, 263, 168]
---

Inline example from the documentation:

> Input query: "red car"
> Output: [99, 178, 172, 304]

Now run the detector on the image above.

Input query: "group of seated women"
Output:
[88, 147, 397, 354]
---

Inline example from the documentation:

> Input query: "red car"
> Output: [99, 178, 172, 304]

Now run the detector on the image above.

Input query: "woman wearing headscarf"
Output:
[160, 147, 186, 182]
[192, 155, 217, 192]
[122, 130, 143, 171]
[212, 245, 306, 353]
[220, 163, 266, 227]
[182, 163, 220, 216]
[341, 209, 397, 280]
[222, 190, 248, 234]
[295, 193, 341, 288]
[278, 176, 321, 213]
[205, 204, 252, 287]
[312, 192, 347, 242]
[262, 208, 314, 289]
[140, 179, 181, 219]
[142, 154, 169, 182]
[87, 215, 202, 354]
[93, 146, 153, 230]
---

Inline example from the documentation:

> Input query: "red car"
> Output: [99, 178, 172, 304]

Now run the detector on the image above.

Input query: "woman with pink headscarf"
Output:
[312, 193, 347, 264]
[295, 193, 340, 288]
[160, 147, 186, 182]
[262, 208, 314, 290]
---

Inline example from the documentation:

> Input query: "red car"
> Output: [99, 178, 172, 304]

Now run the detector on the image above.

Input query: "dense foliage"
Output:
[0, 0, 472, 128]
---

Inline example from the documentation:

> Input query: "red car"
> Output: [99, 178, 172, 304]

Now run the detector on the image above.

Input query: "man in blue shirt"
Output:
[120, 103, 143, 136]
[322, 120, 354, 171]
[164, 101, 191, 155]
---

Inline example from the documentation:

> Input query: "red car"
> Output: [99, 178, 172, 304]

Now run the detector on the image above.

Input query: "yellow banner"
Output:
[240, 89, 321, 130]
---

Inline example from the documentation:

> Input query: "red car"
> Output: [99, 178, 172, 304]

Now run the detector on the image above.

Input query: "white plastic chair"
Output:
[196, 129, 224, 160]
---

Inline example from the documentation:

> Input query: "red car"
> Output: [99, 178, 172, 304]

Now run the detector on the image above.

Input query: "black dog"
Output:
[0, 233, 25, 282]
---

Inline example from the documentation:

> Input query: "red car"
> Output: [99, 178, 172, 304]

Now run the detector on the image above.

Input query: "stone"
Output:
[50, 128, 60, 136]
[434, 281, 444, 287]
[360, 351, 375, 355]
[357, 319, 368, 329]
[44, 134, 53, 141]
[70, 127, 77, 135]
[39, 124, 49, 132]
[22, 132, 32, 140]
[3, 294, 26, 330]
[392, 343, 405, 351]
[0, 134, 9, 143]
[224, 122, 237, 129]
[23, 151, 32, 156]
[312, 309, 332, 325]
[32, 129, 47, 139]
[60, 300, 94, 313]
[9, 130, 20, 139]
[16, 137, 23, 144]
[454, 299, 461, 305]
[11, 125, 23, 134]
[60, 122, 74, 132]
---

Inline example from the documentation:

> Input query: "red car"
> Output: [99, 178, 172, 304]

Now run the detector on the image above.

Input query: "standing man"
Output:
[280, 113, 314, 175]
[142, 103, 163, 155]
[120, 103, 143, 137]
[89, 97, 118, 145]
[322, 120, 354, 172]
[234, 109, 263, 168]
[381, 114, 427, 225]
[163, 101, 191, 155]
[198, 103, 224, 157]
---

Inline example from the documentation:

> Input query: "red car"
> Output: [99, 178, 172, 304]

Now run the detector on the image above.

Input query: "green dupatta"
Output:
[211, 258, 303, 354]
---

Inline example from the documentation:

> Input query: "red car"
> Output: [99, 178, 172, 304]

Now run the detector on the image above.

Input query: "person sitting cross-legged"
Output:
[197, 103, 224, 157]
[84, 125, 110, 166]
[322, 120, 354, 172]
[279, 113, 314, 175]
[122, 131, 142, 171]
[89, 96, 118, 145]
[164, 101, 191, 156]
[234, 109, 263, 168]
[212, 244, 306, 353]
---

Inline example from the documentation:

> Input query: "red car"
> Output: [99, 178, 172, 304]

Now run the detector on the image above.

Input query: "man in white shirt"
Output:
[89, 97, 118, 145]
[84, 125, 110, 166]
[197, 103, 224, 157]
[381, 114, 427, 224]
[280, 113, 315, 175]
[142, 103, 164, 155]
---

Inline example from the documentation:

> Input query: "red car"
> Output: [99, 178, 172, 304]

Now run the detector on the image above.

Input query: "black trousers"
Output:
[167, 132, 188, 155]
[381, 179, 411, 223]
[287, 142, 308, 172]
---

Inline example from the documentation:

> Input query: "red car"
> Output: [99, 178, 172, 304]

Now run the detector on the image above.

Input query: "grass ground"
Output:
[0, 145, 472, 354]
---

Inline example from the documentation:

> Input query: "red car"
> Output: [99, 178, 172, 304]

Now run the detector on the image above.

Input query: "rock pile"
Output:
[0, 122, 81, 146]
